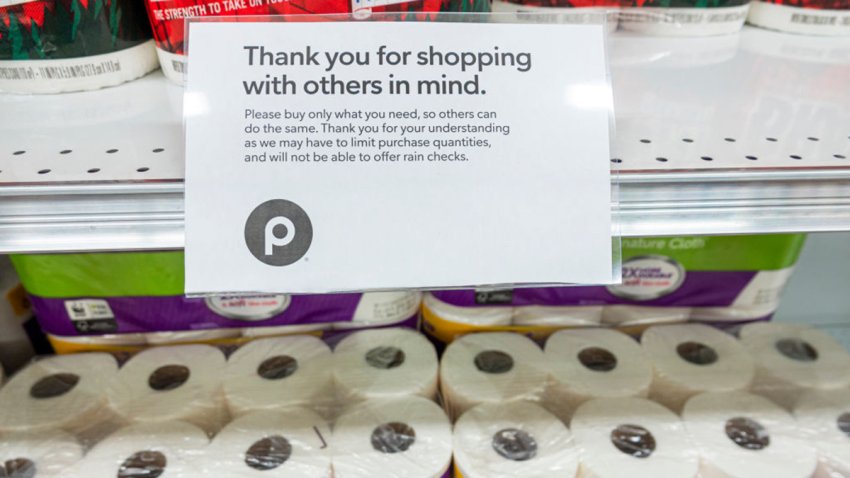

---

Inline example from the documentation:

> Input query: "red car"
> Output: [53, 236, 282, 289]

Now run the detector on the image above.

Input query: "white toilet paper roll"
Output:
[241, 323, 329, 337]
[50, 333, 148, 347]
[683, 391, 818, 478]
[332, 396, 452, 478]
[602, 306, 691, 327]
[440, 332, 548, 418]
[544, 329, 653, 421]
[145, 328, 242, 345]
[72, 421, 208, 478]
[0, 353, 119, 438]
[202, 409, 331, 477]
[793, 389, 850, 478]
[332, 328, 439, 401]
[223, 336, 334, 416]
[333, 292, 422, 330]
[0, 431, 83, 478]
[422, 294, 512, 327]
[570, 397, 699, 478]
[454, 401, 579, 478]
[512, 306, 603, 327]
[107, 344, 227, 434]
[642, 324, 755, 412]
[740, 323, 850, 409]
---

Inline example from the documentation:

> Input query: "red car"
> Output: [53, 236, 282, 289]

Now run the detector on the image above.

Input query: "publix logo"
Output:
[607, 255, 686, 301]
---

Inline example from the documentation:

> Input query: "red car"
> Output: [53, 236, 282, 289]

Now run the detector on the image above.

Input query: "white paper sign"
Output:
[184, 20, 613, 294]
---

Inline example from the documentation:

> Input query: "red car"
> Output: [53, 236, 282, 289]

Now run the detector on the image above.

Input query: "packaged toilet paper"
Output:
[619, 0, 752, 36]
[683, 391, 819, 478]
[143, 0, 490, 85]
[332, 328, 439, 402]
[0, 0, 158, 93]
[544, 329, 653, 421]
[571, 397, 700, 478]
[747, 0, 850, 35]
[332, 396, 452, 478]
[106, 344, 228, 434]
[440, 332, 548, 418]
[223, 335, 334, 416]
[10, 252, 422, 353]
[740, 323, 850, 409]
[201, 409, 332, 477]
[0, 431, 84, 478]
[0, 256, 35, 375]
[453, 401, 580, 478]
[642, 323, 755, 412]
[0, 353, 120, 443]
[71, 421, 209, 478]
[422, 235, 805, 344]
[793, 389, 850, 477]
[490, 0, 620, 31]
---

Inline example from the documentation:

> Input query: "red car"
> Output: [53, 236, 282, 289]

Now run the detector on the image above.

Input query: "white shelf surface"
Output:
[1, 26, 850, 252]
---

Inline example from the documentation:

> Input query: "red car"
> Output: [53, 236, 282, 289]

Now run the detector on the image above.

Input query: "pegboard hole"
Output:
[701, 156, 713, 161]
[153, 148, 165, 153]
[766, 137, 778, 142]
[107, 149, 118, 154]
[137, 167, 150, 173]
[808, 137, 819, 142]
[611, 158, 623, 164]
[655, 157, 668, 163]
[60, 150, 72, 155]
[835, 154, 847, 159]
[12, 150, 25, 155]
[746, 155, 758, 160]
[790, 155, 802, 160]
[87, 168, 100, 174]
[682, 138, 694, 143]
[38, 169, 51, 175]
[640, 139, 651, 144]
[724, 138, 736, 142]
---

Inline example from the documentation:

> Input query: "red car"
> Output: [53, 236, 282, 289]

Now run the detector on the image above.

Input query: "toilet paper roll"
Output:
[747, 0, 850, 36]
[332, 328, 439, 401]
[683, 391, 819, 478]
[423, 293, 513, 327]
[0, 353, 119, 438]
[241, 323, 329, 337]
[740, 323, 850, 409]
[544, 329, 653, 421]
[602, 306, 691, 327]
[454, 401, 579, 478]
[73, 421, 208, 478]
[641, 324, 755, 412]
[619, 3, 750, 36]
[0, 431, 83, 478]
[333, 291, 422, 330]
[440, 332, 548, 417]
[793, 389, 850, 478]
[570, 397, 699, 478]
[512, 306, 603, 327]
[145, 328, 242, 345]
[490, 0, 619, 32]
[202, 409, 331, 477]
[223, 335, 334, 416]
[332, 396, 452, 478]
[107, 344, 227, 434]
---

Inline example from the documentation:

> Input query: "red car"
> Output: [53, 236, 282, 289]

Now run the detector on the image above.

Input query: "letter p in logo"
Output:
[245, 199, 313, 266]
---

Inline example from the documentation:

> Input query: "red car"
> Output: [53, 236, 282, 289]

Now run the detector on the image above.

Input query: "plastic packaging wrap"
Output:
[620, 0, 752, 36]
[0, 0, 157, 93]
[793, 389, 850, 477]
[10, 252, 422, 353]
[422, 235, 805, 344]
[747, 0, 850, 35]
[0, 256, 35, 375]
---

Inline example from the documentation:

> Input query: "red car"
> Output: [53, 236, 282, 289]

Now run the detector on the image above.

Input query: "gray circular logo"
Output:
[245, 199, 313, 266]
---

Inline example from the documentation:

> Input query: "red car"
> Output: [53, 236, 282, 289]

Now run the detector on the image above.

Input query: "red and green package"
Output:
[144, 0, 490, 84]
[0, 0, 158, 93]
[748, 0, 850, 35]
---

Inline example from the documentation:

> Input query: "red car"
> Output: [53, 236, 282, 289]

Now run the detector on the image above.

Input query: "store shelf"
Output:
[2, 26, 850, 252]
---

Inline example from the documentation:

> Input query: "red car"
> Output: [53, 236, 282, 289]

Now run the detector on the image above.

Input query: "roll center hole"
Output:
[365, 346, 406, 369]
[257, 355, 299, 380]
[2, 458, 36, 478]
[371, 422, 416, 454]
[578, 347, 617, 372]
[29, 373, 79, 399]
[244, 435, 292, 470]
[474, 350, 514, 374]
[117, 450, 166, 478]
[148, 365, 190, 391]
[725, 417, 770, 450]
[610, 424, 656, 458]
[775, 338, 818, 362]
[837, 412, 850, 438]
[492, 428, 537, 462]
[676, 342, 718, 366]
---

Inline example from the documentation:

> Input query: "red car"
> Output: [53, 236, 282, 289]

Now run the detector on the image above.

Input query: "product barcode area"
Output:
[0, 59, 121, 81]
